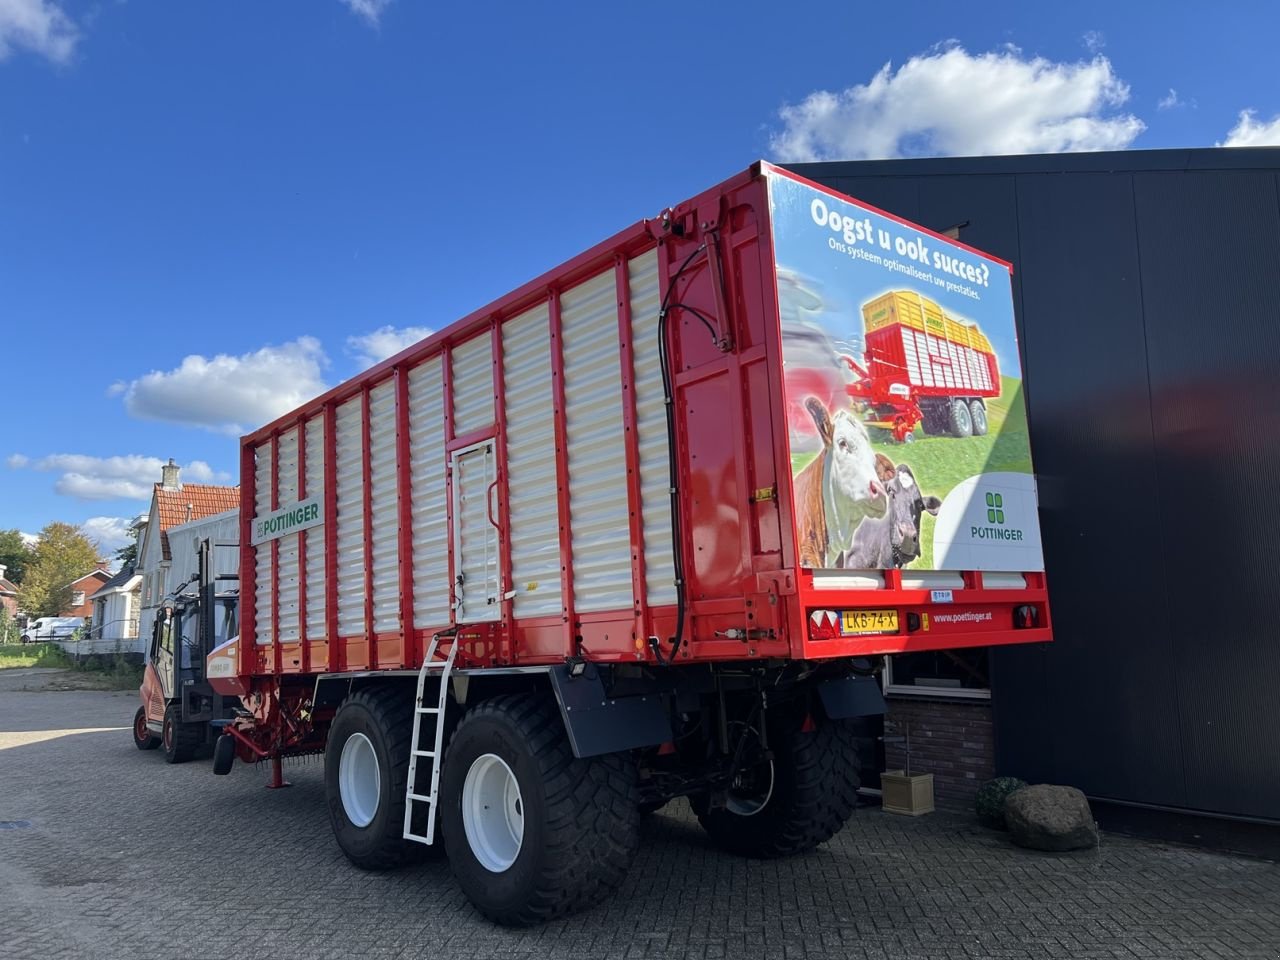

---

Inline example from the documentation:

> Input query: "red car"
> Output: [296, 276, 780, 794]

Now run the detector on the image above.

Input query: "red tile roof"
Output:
[154, 483, 241, 560]
[0, 578, 16, 596]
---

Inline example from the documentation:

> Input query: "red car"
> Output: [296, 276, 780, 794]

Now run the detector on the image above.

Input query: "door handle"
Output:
[486, 479, 500, 529]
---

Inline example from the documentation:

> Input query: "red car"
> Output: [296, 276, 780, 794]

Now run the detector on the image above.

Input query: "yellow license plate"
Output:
[841, 609, 899, 636]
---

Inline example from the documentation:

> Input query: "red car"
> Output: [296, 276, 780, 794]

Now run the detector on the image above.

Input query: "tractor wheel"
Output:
[695, 712, 861, 859]
[919, 402, 948, 436]
[161, 705, 200, 764]
[948, 399, 974, 438]
[324, 685, 442, 870]
[969, 399, 989, 436]
[440, 694, 640, 926]
[133, 706, 159, 751]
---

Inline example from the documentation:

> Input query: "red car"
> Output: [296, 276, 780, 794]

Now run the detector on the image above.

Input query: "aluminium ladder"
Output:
[402, 634, 458, 846]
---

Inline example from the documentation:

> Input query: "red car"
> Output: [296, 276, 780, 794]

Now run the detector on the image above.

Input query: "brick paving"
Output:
[1, 688, 1277, 959]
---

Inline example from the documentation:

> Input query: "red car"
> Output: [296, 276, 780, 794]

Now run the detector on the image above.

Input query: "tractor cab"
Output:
[133, 538, 241, 763]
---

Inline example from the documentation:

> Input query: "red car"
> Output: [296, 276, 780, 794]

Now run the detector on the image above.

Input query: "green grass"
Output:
[0, 642, 73, 669]
[791, 376, 1033, 569]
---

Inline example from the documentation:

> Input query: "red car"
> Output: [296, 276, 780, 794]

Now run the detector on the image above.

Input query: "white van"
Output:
[21, 616, 84, 643]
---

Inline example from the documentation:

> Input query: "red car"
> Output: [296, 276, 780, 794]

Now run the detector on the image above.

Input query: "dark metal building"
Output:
[793, 148, 1280, 836]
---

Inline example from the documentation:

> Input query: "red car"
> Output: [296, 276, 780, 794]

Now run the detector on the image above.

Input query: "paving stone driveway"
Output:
[1, 688, 1277, 960]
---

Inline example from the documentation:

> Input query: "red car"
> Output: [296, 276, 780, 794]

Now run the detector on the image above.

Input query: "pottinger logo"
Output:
[986, 491, 1004, 525]
[972, 490, 1023, 542]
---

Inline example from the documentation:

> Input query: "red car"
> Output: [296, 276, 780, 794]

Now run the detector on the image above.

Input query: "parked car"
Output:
[21, 616, 84, 643]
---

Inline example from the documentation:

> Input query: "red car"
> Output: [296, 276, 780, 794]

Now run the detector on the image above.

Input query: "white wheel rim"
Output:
[338, 732, 381, 828]
[462, 753, 524, 872]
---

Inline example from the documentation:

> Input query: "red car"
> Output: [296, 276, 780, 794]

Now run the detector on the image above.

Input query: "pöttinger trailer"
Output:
[204, 162, 1052, 925]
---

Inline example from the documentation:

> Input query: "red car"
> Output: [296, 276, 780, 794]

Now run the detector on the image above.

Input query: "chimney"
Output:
[0, 564, 7, 583]
[161, 458, 182, 491]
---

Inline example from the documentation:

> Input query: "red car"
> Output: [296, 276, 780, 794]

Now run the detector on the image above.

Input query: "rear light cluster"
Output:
[808, 610, 842, 640]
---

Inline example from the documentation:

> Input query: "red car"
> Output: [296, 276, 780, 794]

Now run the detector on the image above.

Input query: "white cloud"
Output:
[340, 0, 391, 26]
[770, 44, 1145, 162]
[1082, 31, 1105, 54]
[0, 0, 78, 64]
[1158, 89, 1187, 110]
[80, 516, 135, 554]
[11, 453, 232, 501]
[347, 325, 433, 369]
[1219, 110, 1280, 147]
[19, 531, 38, 547]
[6, 453, 28, 468]
[113, 337, 329, 435]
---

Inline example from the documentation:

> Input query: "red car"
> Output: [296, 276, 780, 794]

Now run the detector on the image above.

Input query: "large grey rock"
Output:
[1004, 784, 1099, 852]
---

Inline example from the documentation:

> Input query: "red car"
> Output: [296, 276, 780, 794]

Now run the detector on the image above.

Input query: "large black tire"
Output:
[133, 706, 159, 751]
[440, 694, 640, 926]
[696, 713, 861, 858]
[324, 685, 442, 870]
[948, 398, 974, 438]
[162, 705, 200, 764]
[969, 399, 989, 436]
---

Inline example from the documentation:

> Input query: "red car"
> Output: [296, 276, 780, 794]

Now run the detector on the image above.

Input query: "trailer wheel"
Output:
[969, 399, 989, 436]
[948, 399, 973, 438]
[133, 706, 159, 751]
[324, 685, 441, 870]
[695, 712, 861, 858]
[440, 694, 640, 926]
[161, 705, 200, 764]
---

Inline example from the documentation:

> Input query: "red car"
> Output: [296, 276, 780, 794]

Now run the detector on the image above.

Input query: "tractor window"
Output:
[214, 600, 238, 645]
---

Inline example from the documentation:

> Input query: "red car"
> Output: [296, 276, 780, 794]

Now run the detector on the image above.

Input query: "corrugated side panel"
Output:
[335, 394, 366, 637]
[409, 358, 450, 629]
[304, 416, 326, 640]
[561, 270, 634, 613]
[628, 250, 676, 607]
[276, 427, 301, 644]
[368, 380, 399, 633]
[502, 304, 561, 619]
[451, 332, 494, 434]
[254, 440, 273, 645]
[454, 443, 499, 622]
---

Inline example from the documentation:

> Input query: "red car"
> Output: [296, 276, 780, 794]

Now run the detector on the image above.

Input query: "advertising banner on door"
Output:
[765, 166, 1044, 573]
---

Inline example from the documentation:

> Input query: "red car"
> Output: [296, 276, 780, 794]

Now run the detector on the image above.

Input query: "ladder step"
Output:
[415, 707, 440, 714]
[407, 793, 435, 803]
[412, 750, 435, 758]
[404, 832, 432, 844]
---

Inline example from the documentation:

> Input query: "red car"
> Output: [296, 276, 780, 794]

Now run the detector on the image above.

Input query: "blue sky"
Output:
[2, 0, 1278, 553]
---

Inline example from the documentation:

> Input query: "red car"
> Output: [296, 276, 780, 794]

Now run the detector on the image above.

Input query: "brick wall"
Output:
[883, 697, 994, 810]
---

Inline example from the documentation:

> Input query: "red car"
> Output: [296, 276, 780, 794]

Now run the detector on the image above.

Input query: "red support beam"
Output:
[394, 367, 415, 668]
[490, 319, 514, 664]
[270, 432, 281, 678]
[547, 289, 576, 652]
[323, 402, 339, 672]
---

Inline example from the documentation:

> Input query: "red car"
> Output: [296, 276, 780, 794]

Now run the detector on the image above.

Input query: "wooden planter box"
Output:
[880, 770, 935, 816]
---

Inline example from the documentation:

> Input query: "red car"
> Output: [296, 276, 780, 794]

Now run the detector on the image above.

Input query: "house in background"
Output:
[0, 564, 17, 620]
[87, 563, 143, 654]
[136, 459, 239, 645]
[59, 565, 112, 618]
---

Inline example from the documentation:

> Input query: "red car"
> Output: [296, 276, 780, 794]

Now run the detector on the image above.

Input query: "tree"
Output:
[18, 522, 101, 618]
[0, 529, 34, 584]
[113, 530, 139, 568]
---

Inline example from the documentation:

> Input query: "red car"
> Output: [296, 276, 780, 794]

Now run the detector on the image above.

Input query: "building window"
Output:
[72, 591, 86, 607]
[885, 647, 991, 699]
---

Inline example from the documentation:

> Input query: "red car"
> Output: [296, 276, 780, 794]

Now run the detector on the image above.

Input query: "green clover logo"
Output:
[985, 491, 1004, 525]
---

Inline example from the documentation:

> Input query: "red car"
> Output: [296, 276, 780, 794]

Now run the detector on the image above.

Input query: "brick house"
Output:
[60, 565, 113, 618]
[0, 564, 17, 619]
[136, 459, 239, 645]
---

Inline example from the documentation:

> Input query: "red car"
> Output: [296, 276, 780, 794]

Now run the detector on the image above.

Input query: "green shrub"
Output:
[976, 776, 1028, 829]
